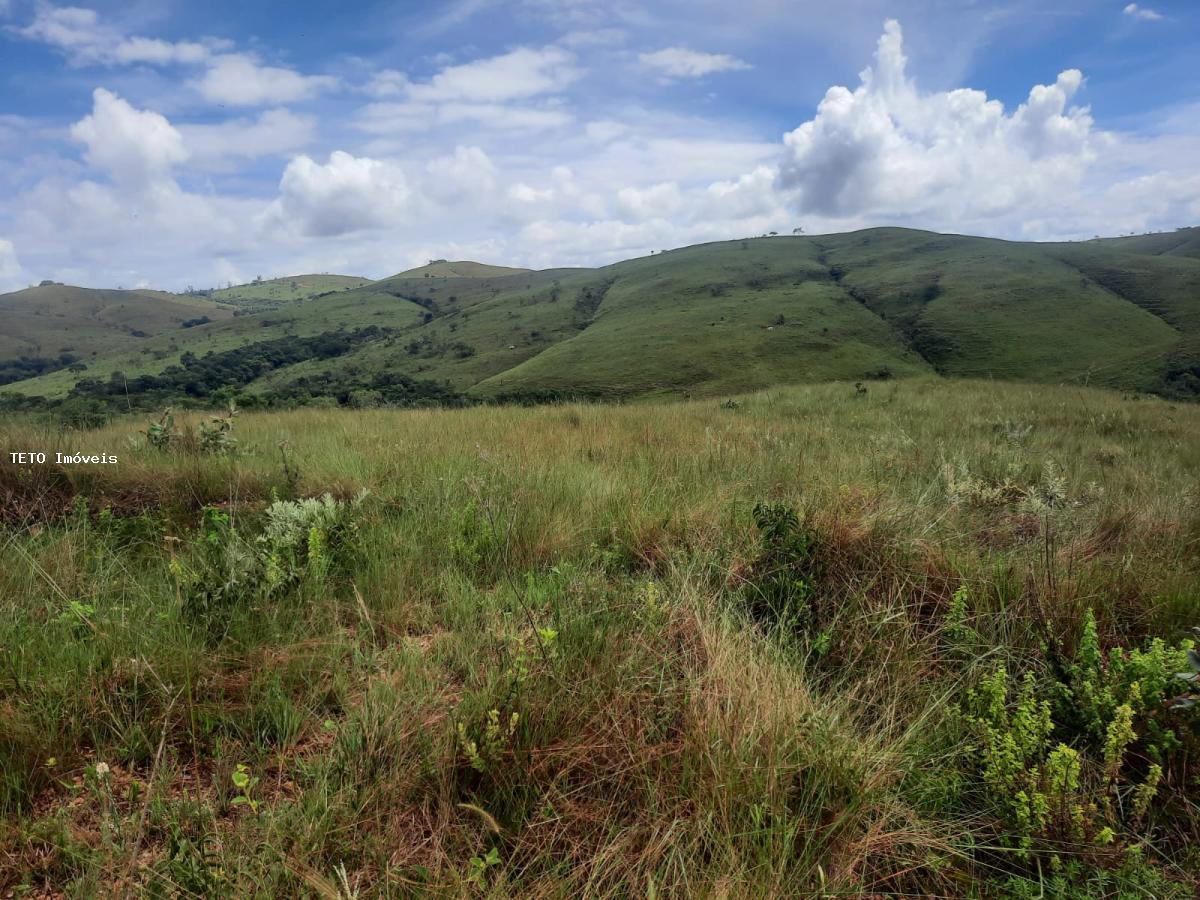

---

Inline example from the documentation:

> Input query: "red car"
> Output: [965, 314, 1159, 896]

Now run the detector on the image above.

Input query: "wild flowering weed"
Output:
[456, 709, 520, 773]
[960, 610, 1196, 855]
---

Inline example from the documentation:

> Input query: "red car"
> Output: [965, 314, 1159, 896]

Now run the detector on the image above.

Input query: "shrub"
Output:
[198, 404, 238, 455]
[143, 408, 179, 450]
[742, 501, 822, 632]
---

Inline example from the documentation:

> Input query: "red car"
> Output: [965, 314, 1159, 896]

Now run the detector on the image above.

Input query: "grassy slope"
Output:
[1, 379, 1198, 895]
[812, 229, 1181, 386]
[479, 237, 933, 398]
[0, 284, 235, 361]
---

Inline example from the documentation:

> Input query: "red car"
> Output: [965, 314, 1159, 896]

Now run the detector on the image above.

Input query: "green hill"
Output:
[2, 226, 1199, 408]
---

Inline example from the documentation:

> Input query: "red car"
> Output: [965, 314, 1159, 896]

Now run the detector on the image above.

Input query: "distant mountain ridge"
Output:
[2, 226, 1198, 407]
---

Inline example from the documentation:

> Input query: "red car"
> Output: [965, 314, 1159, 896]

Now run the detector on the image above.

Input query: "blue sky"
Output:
[0, 0, 1197, 290]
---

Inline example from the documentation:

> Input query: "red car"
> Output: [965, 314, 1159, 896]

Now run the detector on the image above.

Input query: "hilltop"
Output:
[395, 260, 534, 279]
[209, 274, 372, 306]
[1, 226, 1198, 410]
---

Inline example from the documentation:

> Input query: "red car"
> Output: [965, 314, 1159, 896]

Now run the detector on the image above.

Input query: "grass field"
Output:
[1, 378, 1198, 895]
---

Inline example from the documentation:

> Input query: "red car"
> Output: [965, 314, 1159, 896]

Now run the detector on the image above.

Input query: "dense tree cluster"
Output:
[0, 353, 80, 386]
[69, 327, 394, 403]
[269, 370, 468, 408]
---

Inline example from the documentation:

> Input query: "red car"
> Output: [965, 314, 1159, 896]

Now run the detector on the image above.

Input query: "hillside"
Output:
[0, 284, 236, 386]
[2, 226, 1198, 408]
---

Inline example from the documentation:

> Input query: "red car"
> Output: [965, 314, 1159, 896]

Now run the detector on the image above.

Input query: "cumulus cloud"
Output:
[1123, 4, 1163, 21]
[195, 54, 338, 106]
[16, 5, 224, 66]
[266, 151, 411, 237]
[617, 181, 685, 219]
[0, 238, 25, 291]
[70, 88, 188, 187]
[639, 47, 751, 79]
[778, 20, 1095, 224]
[5, 14, 1199, 290]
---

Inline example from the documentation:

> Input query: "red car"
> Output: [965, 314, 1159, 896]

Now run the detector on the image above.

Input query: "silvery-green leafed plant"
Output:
[144, 407, 179, 450]
[1172, 632, 1200, 710]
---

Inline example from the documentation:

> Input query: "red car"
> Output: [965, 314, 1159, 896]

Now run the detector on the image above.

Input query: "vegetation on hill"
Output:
[1, 380, 1198, 895]
[2, 226, 1198, 415]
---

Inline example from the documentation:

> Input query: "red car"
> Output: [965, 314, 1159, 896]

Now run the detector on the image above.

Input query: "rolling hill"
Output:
[2, 226, 1198, 408]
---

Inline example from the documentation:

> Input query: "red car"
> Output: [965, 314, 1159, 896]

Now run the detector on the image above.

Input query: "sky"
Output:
[0, 0, 1198, 291]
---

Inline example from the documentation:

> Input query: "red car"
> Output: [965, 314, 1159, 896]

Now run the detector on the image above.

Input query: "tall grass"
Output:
[1, 378, 1198, 895]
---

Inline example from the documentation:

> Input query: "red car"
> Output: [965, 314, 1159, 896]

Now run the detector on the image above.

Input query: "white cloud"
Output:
[406, 46, 579, 103]
[364, 69, 410, 97]
[617, 181, 684, 219]
[639, 47, 751, 79]
[266, 151, 411, 237]
[585, 120, 628, 142]
[110, 36, 213, 65]
[424, 145, 497, 202]
[0, 238, 25, 291]
[195, 54, 338, 106]
[358, 100, 572, 134]
[354, 46, 580, 142]
[70, 88, 188, 187]
[179, 109, 315, 167]
[1123, 4, 1163, 21]
[15, 5, 224, 66]
[777, 20, 1095, 224]
[560, 28, 626, 48]
[508, 182, 555, 204]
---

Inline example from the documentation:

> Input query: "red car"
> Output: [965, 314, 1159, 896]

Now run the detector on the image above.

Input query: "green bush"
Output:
[742, 501, 822, 632]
